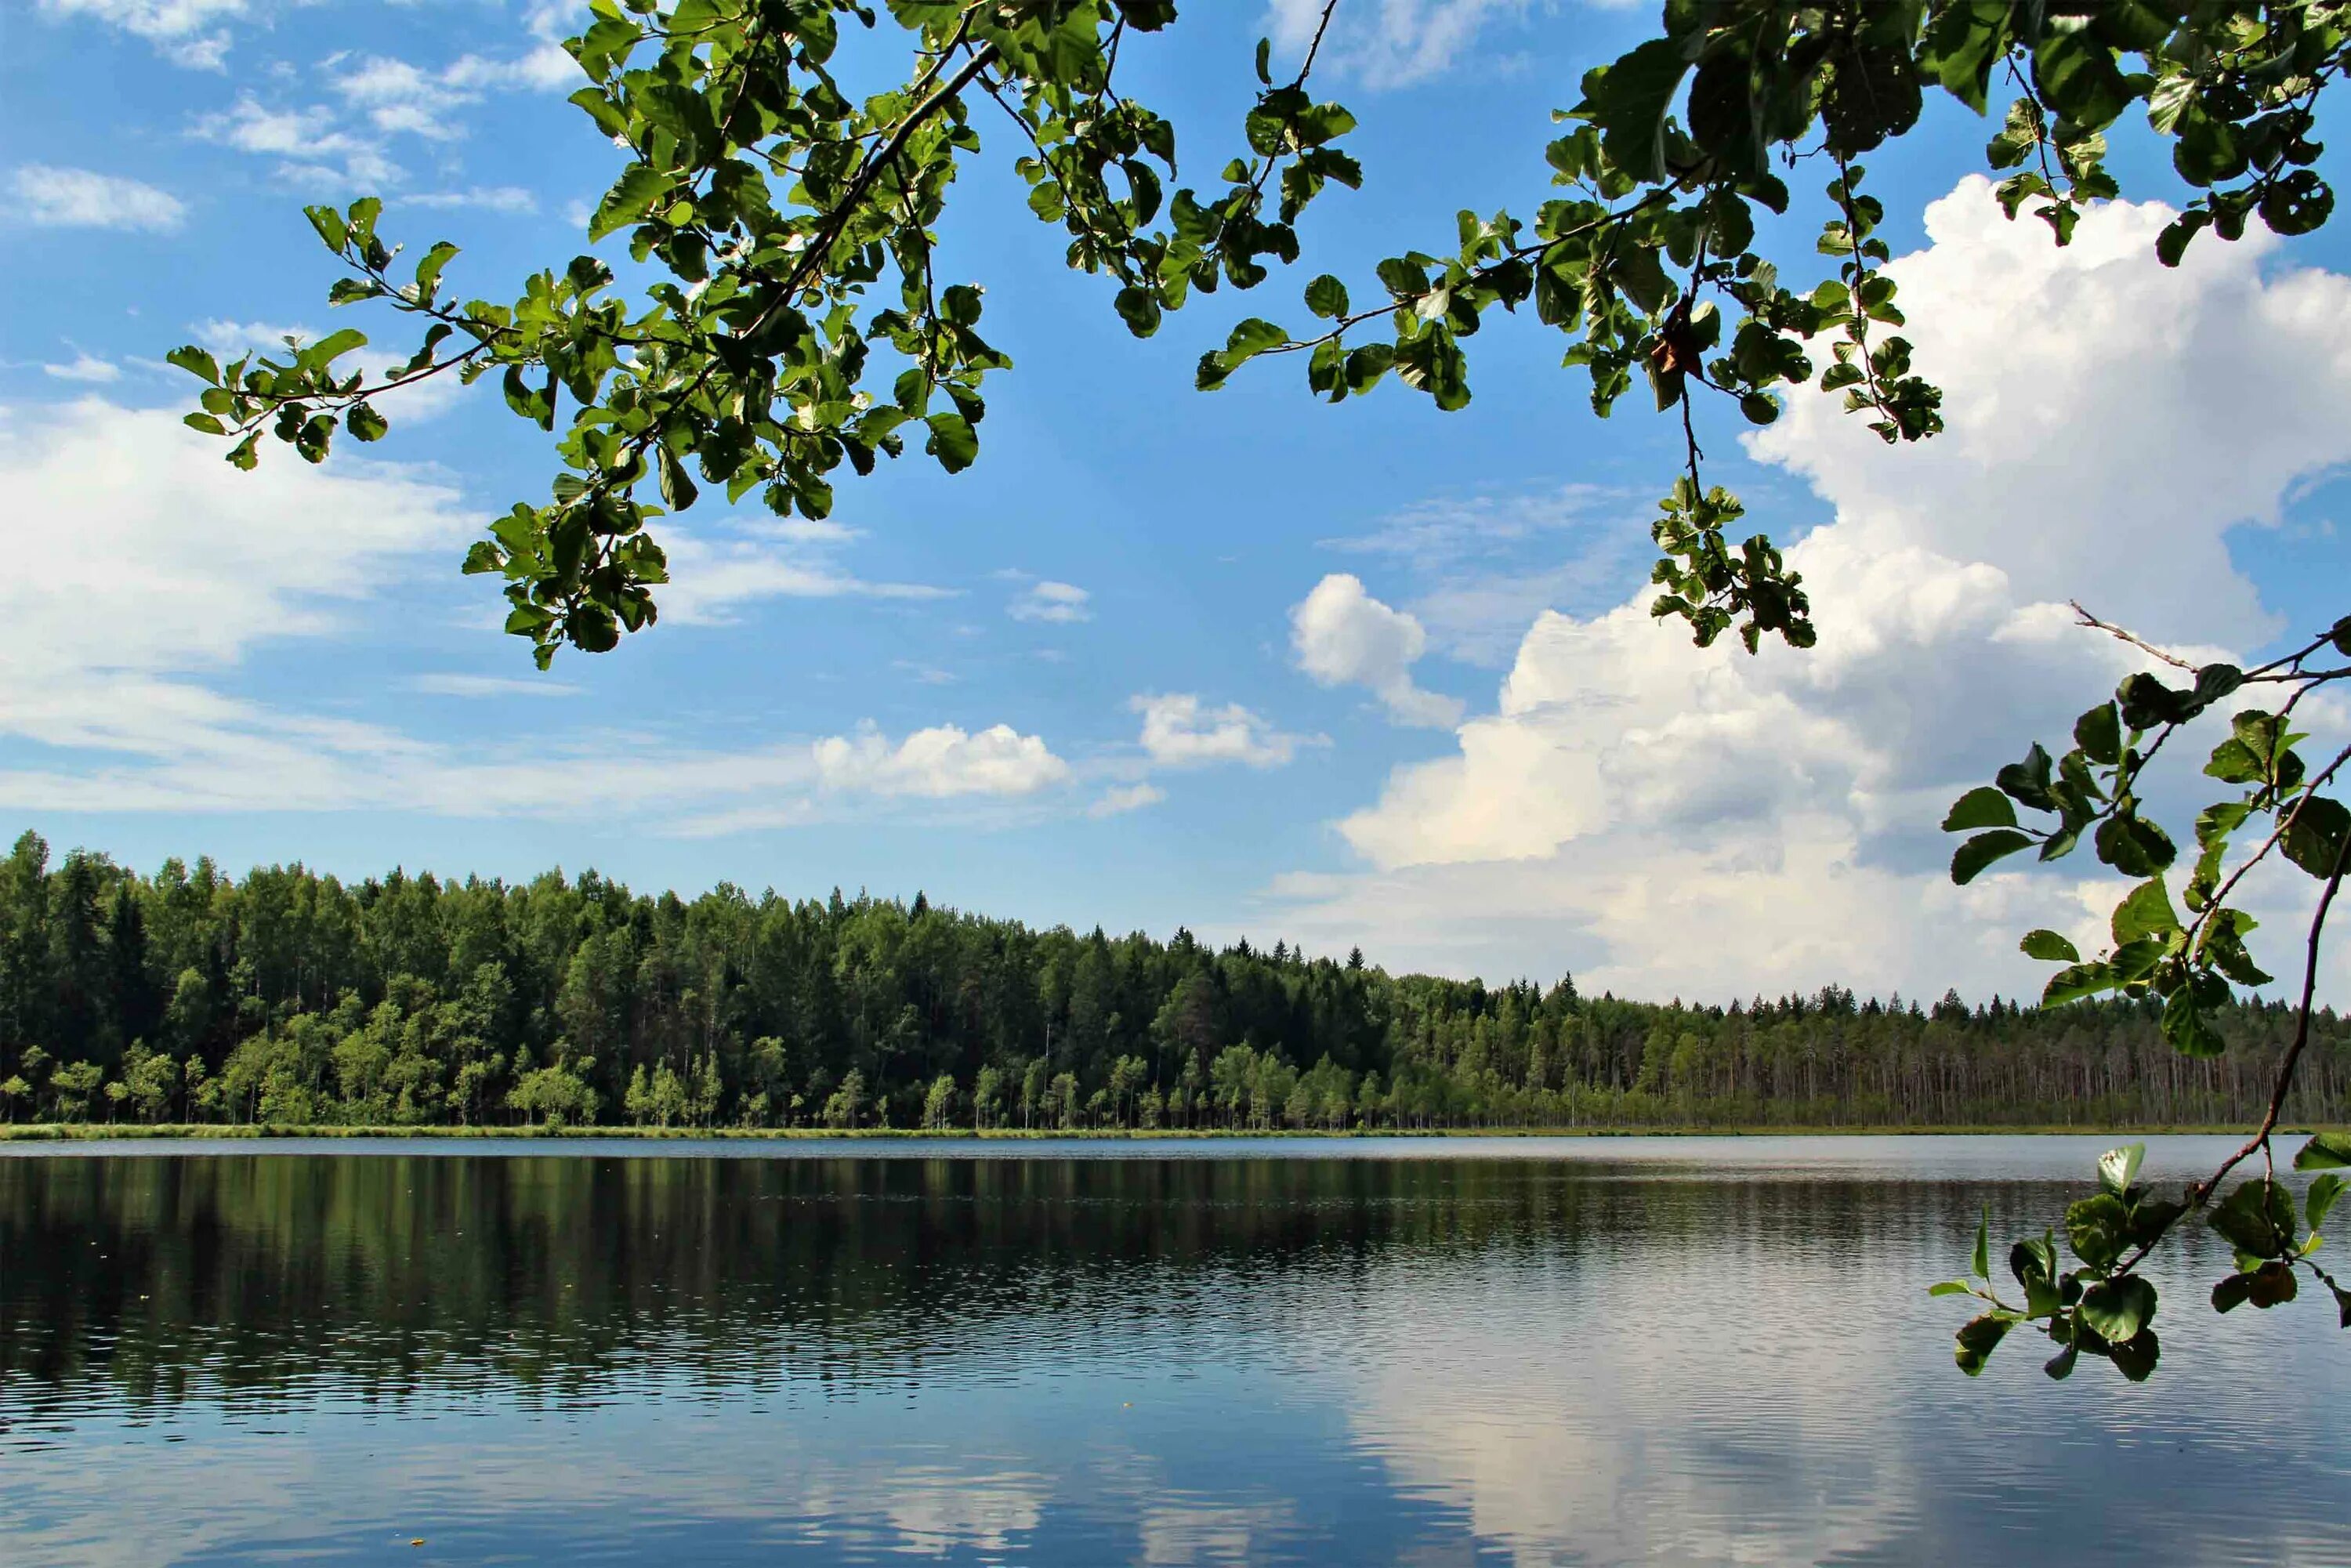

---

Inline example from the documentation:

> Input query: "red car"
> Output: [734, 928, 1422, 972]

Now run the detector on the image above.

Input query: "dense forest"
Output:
[2, 831, 2346, 1132]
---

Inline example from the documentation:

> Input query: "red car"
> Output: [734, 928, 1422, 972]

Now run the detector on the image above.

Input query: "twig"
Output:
[2070, 600, 2197, 672]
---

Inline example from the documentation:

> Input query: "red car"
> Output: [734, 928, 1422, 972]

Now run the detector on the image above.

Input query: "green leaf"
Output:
[2066, 1192, 2131, 1271]
[1578, 38, 1690, 185]
[2095, 813, 2176, 878]
[1972, 1205, 1991, 1279]
[2209, 1179, 2296, 1260]
[1951, 829, 2033, 885]
[2098, 1143, 2145, 1198]
[412, 240, 460, 298]
[2080, 1275, 2156, 1343]
[2110, 879, 2179, 945]
[1927, 1280, 1975, 1297]
[306, 327, 368, 366]
[924, 411, 979, 473]
[2020, 929, 2079, 963]
[2042, 962, 2114, 1007]
[2283, 796, 2351, 879]
[1304, 273, 1349, 319]
[2307, 1171, 2345, 1233]
[2160, 986, 2226, 1059]
[1953, 1313, 2012, 1376]
[1942, 786, 2018, 832]
[305, 204, 349, 252]
[2246, 1258, 2299, 1308]
[2212, 1272, 2252, 1313]
[2074, 703, 2121, 766]
[2294, 1132, 2351, 1171]
[2105, 1328, 2160, 1382]
[344, 403, 388, 442]
[166, 345, 223, 385]
[182, 412, 227, 436]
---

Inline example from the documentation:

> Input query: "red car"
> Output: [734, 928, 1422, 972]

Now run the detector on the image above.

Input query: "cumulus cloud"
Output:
[1008, 578, 1093, 625]
[813, 722, 1070, 798]
[1291, 573, 1462, 727]
[0, 399, 1065, 831]
[1264, 0, 1530, 88]
[1268, 179, 2351, 1001]
[1133, 693, 1306, 769]
[9, 165, 187, 230]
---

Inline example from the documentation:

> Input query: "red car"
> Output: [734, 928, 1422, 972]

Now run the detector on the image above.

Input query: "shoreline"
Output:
[0, 1121, 2317, 1143]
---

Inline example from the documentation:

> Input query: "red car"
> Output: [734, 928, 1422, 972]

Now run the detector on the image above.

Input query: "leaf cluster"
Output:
[1935, 1135, 2351, 1382]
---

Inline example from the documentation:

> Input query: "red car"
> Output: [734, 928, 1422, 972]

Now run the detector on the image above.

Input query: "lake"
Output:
[2, 1135, 2344, 1566]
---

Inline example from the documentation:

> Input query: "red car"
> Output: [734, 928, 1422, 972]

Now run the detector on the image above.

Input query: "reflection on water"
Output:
[2, 1137, 2346, 1566]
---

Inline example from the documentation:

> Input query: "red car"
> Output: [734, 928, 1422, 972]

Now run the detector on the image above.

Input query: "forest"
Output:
[2, 831, 2346, 1133]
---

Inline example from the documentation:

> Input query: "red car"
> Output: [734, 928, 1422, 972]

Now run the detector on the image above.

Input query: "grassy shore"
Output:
[0, 1121, 2309, 1143]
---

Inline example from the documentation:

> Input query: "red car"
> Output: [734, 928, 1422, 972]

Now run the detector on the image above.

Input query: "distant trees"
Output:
[2, 829, 2348, 1134]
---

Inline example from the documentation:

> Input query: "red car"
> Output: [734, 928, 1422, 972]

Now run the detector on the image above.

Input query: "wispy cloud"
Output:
[9, 165, 187, 231]
[0, 399, 1068, 835]
[1008, 578, 1092, 625]
[402, 186, 539, 214]
[1088, 782, 1165, 818]
[190, 95, 400, 187]
[410, 674, 579, 699]
[38, 0, 246, 68]
[1262, 0, 1534, 88]
[42, 353, 123, 384]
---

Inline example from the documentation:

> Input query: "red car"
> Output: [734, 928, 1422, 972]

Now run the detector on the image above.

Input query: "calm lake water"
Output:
[2, 1135, 2346, 1566]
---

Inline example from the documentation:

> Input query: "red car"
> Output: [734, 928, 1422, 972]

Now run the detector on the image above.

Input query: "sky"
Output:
[7, 0, 2351, 1005]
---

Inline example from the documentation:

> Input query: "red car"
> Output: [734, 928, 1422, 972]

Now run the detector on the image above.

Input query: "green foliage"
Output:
[9, 832, 2351, 1139]
[175, 2, 2351, 665]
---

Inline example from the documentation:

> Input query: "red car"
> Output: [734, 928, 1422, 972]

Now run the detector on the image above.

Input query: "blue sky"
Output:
[8, 0, 2351, 1002]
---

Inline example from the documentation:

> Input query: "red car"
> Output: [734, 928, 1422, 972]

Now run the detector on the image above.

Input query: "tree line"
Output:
[3, 831, 2346, 1132]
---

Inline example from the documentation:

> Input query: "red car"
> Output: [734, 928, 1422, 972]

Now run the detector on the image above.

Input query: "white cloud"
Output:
[657, 531, 954, 625]
[1290, 573, 1462, 727]
[1264, 0, 1530, 88]
[813, 722, 1069, 799]
[38, 0, 245, 67]
[0, 398, 1065, 833]
[9, 165, 187, 231]
[402, 186, 540, 214]
[326, 45, 578, 147]
[1009, 578, 1093, 624]
[447, 44, 578, 92]
[191, 96, 400, 186]
[192, 317, 313, 357]
[1133, 693, 1306, 770]
[411, 674, 578, 698]
[1088, 782, 1165, 818]
[42, 353, 122, 384]
[1320, 483, 1647, 664]
[1268, 178, 2351, 1001]
[3, 398, 470, 679]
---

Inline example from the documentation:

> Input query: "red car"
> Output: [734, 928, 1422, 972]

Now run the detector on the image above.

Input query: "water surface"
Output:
[3, 1135, 2345, 1565]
